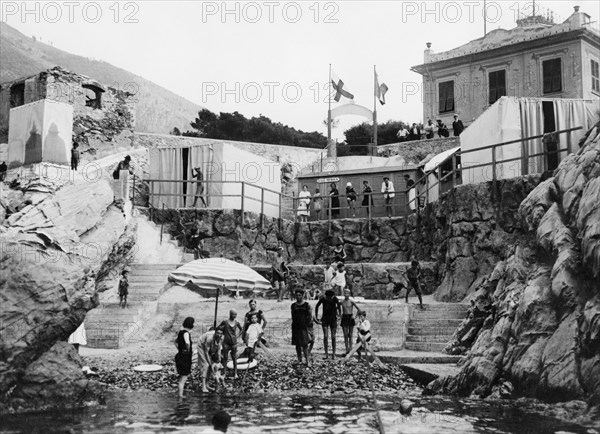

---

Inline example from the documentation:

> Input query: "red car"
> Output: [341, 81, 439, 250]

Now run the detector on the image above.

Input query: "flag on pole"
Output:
[331, 70, 354, 102]
[375, 71, 388, 105]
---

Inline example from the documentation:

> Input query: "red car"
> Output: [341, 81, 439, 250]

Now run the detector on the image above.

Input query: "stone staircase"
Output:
[404, 304, 469, 352]
[85, 215, 193, 348]
[86, 263, 180, 348]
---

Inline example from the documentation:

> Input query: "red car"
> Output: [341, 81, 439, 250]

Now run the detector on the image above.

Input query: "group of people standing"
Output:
[396, 115, 464, 141]
[297, 177, 398, 220]
[174, 300, 268, 397]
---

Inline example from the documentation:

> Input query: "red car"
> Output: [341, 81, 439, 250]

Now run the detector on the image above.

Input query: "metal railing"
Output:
[405, 126, 583, 212]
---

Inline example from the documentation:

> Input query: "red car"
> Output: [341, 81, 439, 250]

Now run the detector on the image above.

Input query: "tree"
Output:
[186, 109, 327, 148]
[170, 127, 181, 136]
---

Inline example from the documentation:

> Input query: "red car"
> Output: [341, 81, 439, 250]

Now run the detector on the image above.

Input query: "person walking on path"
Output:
[192, 167, 207, 207]
[405, 260, 424, 309]
[452, 114, 464, 136]
[313, 188, 323, 220]
[175, 317, 195, 398]
[361, 180, 374, 217]
[71, 142, 80, 171]
[315, 289, 342, 359]
[381, 176, 395, 218]
[118, 269, 129, 309]
[272, 247, 289, 302]
[345, 182, 358, 217]
[198, 328, 224, 393]
[291, 289, 314, 366]
[340, 289, 360, 355]
[217, 310, 243, 379]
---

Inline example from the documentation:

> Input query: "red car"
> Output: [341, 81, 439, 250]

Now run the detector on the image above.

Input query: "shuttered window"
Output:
[488, 70, 506, 104]
[592, 59, 599, 93]
[542, 58, 562, 94]
[438, 80, 454, 113]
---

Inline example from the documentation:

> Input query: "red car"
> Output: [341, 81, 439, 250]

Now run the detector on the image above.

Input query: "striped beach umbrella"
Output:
[168, 258, 271, 294]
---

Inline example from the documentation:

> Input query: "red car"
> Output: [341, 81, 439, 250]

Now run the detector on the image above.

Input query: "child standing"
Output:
[355, 310, 371, 360]
[313, 188, 323, 220]
[118, 269, 129, 309]
[244, 312, 264, 362]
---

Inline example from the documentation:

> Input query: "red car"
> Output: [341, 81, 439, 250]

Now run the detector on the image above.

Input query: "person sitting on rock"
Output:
[404, 260, 424, 309]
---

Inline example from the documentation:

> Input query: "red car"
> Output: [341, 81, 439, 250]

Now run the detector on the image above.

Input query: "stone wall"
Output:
[149, 175, 538, 300]
[377, 136, 460, 163]
[133, 132, 324, 170]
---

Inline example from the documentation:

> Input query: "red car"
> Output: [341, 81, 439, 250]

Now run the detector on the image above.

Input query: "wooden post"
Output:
[260, 188, 265, 229]
[451, 154, 457, 189]
[566, 132, 572, 155]
[241, 182, 245, 225]
[213, 285, 222, 329]
[132, 174, 136, 206]
[368, 198, 372, 233]
[160, 203, 165, 245]
[328, 195, 332, 234]
[278, 192, 282, 231]
[425, 175, 429, 206]
[149, 180, 153, 220]
[491, 146, 497, 183]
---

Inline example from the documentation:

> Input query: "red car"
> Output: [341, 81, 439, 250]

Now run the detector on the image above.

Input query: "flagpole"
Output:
[373, 65, 378, 154]
[328, 64, 332, 142]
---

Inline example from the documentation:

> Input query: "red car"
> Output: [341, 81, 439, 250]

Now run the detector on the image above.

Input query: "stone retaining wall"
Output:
[149, 175, 539, 301]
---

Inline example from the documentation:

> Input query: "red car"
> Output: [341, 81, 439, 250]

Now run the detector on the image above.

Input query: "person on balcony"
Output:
[424, 119, 435, 139]
[345, 182, 358, 217]
[329, 183, 340, 218]
[297, 184, 311, 222]
[381, 176, 395, 218]
[361, 180, 374, 217]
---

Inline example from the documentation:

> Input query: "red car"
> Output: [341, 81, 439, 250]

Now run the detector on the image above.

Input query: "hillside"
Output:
[0, 22, 201, 134]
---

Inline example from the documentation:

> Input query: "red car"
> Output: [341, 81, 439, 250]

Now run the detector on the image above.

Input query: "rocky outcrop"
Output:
[0, 174, 134, 410]
[427, 123, 600, 403]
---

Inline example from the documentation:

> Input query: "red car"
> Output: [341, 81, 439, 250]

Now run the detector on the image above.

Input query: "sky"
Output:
[2, 1, 597, 140]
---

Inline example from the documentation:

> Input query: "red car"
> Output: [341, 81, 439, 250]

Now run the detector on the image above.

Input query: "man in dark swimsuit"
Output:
[405, 260, 424, 309]
[217, 309, 243, 379]
[315, 289, 341, 359]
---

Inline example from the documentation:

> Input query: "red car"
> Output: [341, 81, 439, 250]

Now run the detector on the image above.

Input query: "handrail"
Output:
[404, 126, 582, 210]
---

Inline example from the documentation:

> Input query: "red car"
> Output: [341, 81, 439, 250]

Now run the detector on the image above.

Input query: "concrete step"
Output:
[405, 334, 452, 343]
[407, 326, 457, 336]
[404, 341, 448, 352]
[408, 319, 463, 327]
[130, 264, 180, 271]
[411, 311, 467, 320]
[416, 304, 469, 311]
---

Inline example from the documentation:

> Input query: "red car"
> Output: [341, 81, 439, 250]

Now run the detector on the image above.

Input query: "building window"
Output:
[82, 83, 103, 109]
[438, 80, 454, 113]
[488, 70, 506, 104]
[10, 82, 25, 108]
[542, 58, 562, 94]
[592, 59, 600, 93]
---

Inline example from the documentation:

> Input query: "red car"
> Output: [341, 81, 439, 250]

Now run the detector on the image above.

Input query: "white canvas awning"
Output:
[423, 146, 461, 172]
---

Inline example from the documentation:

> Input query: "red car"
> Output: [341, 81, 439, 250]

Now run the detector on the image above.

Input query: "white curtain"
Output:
[156, 147, 183, 208]
[519, 99, 545, 175]
[186, 144, 213, 207]
[554, 99, 593, 155]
